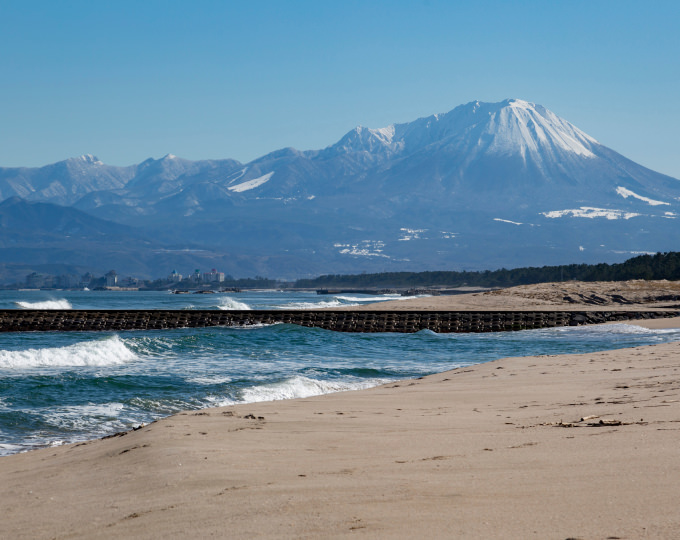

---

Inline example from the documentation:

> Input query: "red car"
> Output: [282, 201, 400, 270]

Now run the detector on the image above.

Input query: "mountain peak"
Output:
[484, 98, 598, 158]
[326, 99, 599, 162]
[68, 154, 103, 165]
[326, 123, 400, 157]
[504, 97, 533, 108]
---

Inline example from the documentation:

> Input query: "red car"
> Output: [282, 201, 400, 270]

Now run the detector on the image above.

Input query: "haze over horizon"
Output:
[1, 0, 679, 179]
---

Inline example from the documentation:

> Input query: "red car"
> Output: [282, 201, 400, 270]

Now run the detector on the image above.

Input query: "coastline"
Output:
[346, 279, 680, 312]
[1, 315, 679, 538]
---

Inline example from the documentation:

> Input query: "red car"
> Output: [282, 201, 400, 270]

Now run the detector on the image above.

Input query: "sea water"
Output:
[1, 289, 679, 456]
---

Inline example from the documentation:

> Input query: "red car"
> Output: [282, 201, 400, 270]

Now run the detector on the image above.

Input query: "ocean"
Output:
[1, 289, 679, 456]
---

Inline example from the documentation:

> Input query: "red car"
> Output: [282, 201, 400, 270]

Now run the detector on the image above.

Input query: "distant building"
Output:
[81, 273, 95, 288]
[26, 272, 48, 288]
[202, 269, 225, 283]
[55, 274, 80, 288]
[121, 276, 140, 287]
[105, 270, 118, 287]
[168, 270, 183, 282]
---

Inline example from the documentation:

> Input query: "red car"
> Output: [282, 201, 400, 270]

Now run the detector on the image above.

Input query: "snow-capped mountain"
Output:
[1, 99, 679, 280]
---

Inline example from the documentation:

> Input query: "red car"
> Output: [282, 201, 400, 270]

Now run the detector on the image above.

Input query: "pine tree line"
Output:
[293, 252, 680, 289]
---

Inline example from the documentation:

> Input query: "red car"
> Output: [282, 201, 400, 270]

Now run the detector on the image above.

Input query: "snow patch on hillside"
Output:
[226, 167, 248, 185]
[78, 154, 103, 165]
[494, 218, 523, 225]
[616, 186, 669, 206]
[542, 207, 641, 220]
[399, 228, 428, 241]
[335, 240, 390, 258]
[228, 172, 274, 193]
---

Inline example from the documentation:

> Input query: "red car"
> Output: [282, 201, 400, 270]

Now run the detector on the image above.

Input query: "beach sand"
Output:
[348, 279, 680, 311]
[1, 286, 679, 539]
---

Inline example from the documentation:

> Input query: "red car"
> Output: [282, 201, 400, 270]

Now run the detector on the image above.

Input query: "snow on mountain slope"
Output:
[481, 99, 596, 158]
[323, 99, 597, 164]
[616, 186, 669, 206]
[228, 172, 274, 192]
[0, 156, 135, 205]
[541, 207, 641, 220]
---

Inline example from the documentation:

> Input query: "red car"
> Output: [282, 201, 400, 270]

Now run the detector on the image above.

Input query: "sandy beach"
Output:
[350, 279, 680, 311]
[1, 283, 680, 539]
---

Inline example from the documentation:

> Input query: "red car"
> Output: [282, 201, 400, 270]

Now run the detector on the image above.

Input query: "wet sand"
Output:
[1, 286, 679, 539]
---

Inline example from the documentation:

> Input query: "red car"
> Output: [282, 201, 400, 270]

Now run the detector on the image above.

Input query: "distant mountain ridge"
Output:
[1, 98, 679, 282]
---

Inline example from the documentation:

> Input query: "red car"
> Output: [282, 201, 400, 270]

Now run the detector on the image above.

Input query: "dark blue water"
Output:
[1, 290, 679, 456]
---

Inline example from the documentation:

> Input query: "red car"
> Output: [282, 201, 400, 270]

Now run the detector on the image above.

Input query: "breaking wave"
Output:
[0, 336, 137, 369]
[216, 296, 251, 310]
[236, 375, 388, 403]
[553, 323, 680, 337]
[14, 299, 73, 310]
[276, 299, 355, 309]
[335, 295, 402, 302]
[336, 294, 430, 303]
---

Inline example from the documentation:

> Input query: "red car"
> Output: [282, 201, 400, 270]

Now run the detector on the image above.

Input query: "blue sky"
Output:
[1, 0, 678, 178]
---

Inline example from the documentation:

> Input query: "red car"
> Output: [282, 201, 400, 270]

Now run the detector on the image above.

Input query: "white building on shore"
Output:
[202, 269, 225, 283]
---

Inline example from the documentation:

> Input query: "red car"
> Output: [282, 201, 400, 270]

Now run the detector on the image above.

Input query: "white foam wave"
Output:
[0, 336, 137, 369]
[226, 322, 280, 330]
[44, 403, 127, 431]
[217, 296, 250, 310]
[0, 443, 28, 457]
[237, 375, 388, 403]
[187, 375, 233, 385]
[277, 300, 355, 309]
[335, 295, 402, 302]
[554, 323, 680, 336]
[14, 299, 73, 309]
[335, 295, 430, 303]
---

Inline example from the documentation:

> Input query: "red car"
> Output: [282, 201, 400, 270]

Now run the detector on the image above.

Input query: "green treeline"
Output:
[294, 252, 680, 289]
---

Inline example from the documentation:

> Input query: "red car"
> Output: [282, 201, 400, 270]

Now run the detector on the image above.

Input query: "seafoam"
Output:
[14, 299, 73, 310]
[0, 335, 137, 369]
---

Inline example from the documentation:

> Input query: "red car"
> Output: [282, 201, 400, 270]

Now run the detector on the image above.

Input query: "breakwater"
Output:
[1, 309, 678, 333]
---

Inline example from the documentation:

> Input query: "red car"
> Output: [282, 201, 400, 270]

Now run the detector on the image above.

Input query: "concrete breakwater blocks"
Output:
[0, 310, 678, 333]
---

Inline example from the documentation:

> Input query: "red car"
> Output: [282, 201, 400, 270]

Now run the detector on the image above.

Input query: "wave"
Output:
[554, 323, 680, 336]
[0, 336, 137, 369]
[226, 322, 280, 330]
[216, 296, 251, 310]
[187, 375, 233, 385]
[42, 403, 127, 431]
[335, 295, 402, 302]
[276, 299, 356, 309]
[14, 299, 72, 310]
[0, 443, 30, 457]
[236, 375, 389, 403]
[332, 294, 430, 304]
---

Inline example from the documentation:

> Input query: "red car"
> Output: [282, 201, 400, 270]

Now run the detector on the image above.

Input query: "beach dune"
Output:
[1, 314, 679, 538]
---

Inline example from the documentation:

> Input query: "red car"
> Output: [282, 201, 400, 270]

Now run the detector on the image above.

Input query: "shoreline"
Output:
[348, 279, 680, 312]
[1, 316, 679, 538]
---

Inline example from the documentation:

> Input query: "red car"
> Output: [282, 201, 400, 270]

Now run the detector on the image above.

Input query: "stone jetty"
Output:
[1, 309, 678, 333]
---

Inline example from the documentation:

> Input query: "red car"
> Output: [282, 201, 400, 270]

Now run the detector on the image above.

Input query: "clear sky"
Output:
[1, 0, 678, 178]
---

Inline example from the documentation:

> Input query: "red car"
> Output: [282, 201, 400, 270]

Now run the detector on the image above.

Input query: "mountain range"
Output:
[1, 98, 679, 283]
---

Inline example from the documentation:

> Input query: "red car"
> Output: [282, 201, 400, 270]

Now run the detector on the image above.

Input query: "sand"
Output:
[1, 283, 680, 539]
[348, 279, 680, 311]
